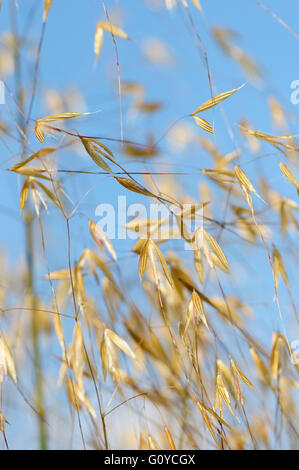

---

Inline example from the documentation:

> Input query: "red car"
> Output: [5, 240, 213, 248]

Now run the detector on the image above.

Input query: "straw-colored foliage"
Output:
[0, 0, 298, 451]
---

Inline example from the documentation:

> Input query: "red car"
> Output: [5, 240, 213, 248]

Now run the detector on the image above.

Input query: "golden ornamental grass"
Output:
[0, 0, 298, 451]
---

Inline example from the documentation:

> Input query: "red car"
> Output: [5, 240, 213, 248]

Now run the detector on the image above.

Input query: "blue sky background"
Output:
[0, 0, 299, 449]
